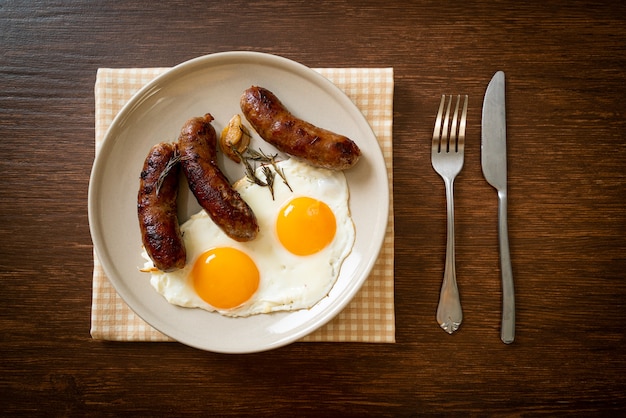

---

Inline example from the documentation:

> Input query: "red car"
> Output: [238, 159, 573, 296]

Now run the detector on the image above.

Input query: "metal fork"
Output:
[431, 94, 468, 334]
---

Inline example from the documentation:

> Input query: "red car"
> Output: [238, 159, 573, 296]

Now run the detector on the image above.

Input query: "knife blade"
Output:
[481, 71, 515, 344]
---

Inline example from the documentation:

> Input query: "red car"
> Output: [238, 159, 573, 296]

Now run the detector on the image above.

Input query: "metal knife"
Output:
[481, 71, 515, 344]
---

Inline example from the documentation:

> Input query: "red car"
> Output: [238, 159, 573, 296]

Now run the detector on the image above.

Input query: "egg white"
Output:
[142, 158, 355, 317]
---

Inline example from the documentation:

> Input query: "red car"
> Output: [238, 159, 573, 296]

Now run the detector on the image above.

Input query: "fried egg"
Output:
[142, 158, 355, 317]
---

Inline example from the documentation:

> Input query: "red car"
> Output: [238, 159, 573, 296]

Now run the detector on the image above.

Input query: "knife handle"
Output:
[497, 190, 515, 344]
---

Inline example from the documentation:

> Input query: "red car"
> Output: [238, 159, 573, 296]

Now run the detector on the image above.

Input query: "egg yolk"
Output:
[192, 247, 260, 310]
[276, 196, 336, 256]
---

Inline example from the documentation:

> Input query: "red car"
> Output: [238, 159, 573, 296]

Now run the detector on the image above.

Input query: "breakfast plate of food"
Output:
[88, 51, 389, 353]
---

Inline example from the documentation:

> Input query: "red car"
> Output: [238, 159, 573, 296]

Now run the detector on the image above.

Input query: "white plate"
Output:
[88, 51, 388, 353]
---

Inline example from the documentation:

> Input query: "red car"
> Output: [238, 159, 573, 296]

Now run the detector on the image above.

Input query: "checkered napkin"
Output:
[91, 67, 395, 343]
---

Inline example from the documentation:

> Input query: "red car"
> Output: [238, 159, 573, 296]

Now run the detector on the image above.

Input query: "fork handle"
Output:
[498, 190, 515, 344]
[436, 178, 463, 334]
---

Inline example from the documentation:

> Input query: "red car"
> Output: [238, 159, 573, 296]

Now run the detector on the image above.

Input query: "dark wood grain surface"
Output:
[2, 1, 625, 415]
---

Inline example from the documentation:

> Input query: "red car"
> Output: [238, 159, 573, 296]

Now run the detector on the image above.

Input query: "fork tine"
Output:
[458, 95, 468, 151]
[450, 95, 461, 152]
[432, 95, 446, 152]
[441, 95, 452, 152]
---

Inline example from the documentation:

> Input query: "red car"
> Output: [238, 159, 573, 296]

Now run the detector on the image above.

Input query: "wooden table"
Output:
[2, 1, 625, 415]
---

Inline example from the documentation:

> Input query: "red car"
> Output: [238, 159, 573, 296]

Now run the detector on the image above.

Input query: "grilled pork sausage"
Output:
[137, 142, 186, 271]
[240, 86, 361, 170]
[178, 113, 259, 242]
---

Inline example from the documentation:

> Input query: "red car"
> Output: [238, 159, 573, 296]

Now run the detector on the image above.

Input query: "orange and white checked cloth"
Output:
[91, 67, 395, 343]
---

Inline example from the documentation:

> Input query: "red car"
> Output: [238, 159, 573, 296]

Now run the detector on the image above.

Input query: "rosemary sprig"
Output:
[271, 157, 293, 192]
[261, 165, 276, 200]
[232, 147, 292, 199]
[248, 148, 293, 193]
[233, 148, 267, 188]
[244, 148, 275, 162]
[155, 148, 181, 196]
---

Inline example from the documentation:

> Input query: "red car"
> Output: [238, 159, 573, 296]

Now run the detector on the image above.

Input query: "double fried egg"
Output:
[142, 158, 355, 317]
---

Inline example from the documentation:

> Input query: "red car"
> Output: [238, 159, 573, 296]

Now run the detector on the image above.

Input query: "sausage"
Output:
[137, 142, 186, 271]
[178, 113, 259, 242]
[240, 86, 361, 170]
